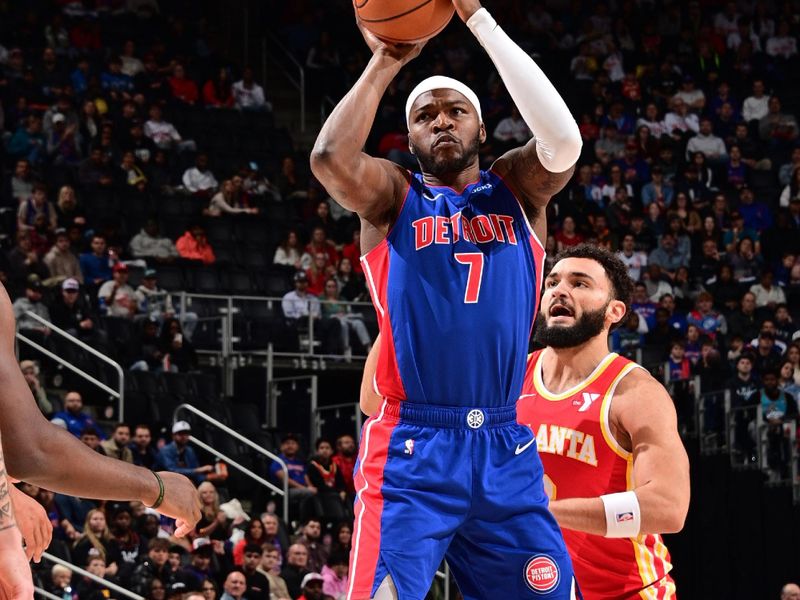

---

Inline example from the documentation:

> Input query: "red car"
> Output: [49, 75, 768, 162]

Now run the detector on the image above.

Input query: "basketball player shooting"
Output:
[361, 246, 691, 599]
[518, 245, 690, 600]
[311, 0, 582, 598]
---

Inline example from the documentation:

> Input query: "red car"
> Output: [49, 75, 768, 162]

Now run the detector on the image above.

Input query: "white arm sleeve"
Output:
[467, 8, 582, 173]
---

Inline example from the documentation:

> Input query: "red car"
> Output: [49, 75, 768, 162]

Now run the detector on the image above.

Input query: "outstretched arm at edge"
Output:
[0, 284, 201, 536]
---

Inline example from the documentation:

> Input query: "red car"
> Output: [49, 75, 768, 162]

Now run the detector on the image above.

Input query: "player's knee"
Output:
[371, 575, 398, 600]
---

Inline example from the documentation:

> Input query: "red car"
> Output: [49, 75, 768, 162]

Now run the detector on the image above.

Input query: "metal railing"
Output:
[173, 403, 289, 523]
[434, 562, 451, 600]
[34, 587, 64, 600]
[41, 551, 143, 600]
[262, 33, 306, 132]
[16, 311, 125, 419]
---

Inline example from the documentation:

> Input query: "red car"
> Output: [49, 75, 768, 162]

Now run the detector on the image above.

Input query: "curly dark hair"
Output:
[550, 244, 634, 331]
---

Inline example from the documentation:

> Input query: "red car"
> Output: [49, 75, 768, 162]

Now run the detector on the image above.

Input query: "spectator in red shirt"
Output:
[202, 68, 235, 108]
[331, 434, 357, 498]
[168, 64, 198, 106]
[305, 253, 330, 296]
[341, 229, 363, 274]
[554, 215, 584, 251]
[304, 226, 338, 266]
[176, 225, 216, 264]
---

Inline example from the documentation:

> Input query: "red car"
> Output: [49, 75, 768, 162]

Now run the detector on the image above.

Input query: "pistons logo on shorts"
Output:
[523, 554, 560, 594]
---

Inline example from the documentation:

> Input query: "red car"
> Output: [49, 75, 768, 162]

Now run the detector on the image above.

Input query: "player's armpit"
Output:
[614, 369, 691, 535]
[493, 144, 575, 211]
[360, 335, 383, 417]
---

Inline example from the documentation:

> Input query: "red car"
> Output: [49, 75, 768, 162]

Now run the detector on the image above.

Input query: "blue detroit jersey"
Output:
[361, 170, 544, 408]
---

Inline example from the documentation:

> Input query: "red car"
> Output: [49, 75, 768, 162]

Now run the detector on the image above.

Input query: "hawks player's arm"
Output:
[360, 334, 383, 417]
[548, 369, 690, 536]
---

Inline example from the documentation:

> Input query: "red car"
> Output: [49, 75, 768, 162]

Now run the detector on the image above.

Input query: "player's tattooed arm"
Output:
[0, 458, 15, 531]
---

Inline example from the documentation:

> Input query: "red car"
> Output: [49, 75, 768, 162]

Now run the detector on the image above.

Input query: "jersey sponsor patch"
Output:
[524, 554, 560, 594]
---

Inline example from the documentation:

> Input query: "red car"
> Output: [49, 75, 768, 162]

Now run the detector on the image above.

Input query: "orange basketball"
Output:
[355, 0, 455, 44]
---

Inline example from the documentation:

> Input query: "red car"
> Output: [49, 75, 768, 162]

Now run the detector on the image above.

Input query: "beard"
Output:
[410, 132, 481, 177]
[533, 303, 609, 349]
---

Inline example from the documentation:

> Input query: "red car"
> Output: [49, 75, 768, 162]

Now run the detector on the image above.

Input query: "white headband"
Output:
[405, 76, 482, 127]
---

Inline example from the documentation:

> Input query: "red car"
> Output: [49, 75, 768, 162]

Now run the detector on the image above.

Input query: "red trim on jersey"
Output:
[361, 242, 407, 402]
[347, 403, 397, 599]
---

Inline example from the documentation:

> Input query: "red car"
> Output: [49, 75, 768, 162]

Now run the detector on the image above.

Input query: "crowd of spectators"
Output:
[3, 0, 800, 597]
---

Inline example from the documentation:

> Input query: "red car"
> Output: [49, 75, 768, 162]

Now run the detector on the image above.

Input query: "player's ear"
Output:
[607, 299, 627, 327]
[479, 122, 486, 144]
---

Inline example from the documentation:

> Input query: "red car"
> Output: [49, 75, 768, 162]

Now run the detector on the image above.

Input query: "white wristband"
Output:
[600, 491, 641, 538]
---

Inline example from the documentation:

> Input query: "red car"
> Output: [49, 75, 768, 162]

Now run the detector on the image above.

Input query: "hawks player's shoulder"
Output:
[610, 366, 677, 423]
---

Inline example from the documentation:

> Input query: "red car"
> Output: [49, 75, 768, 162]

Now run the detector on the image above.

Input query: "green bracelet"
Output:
[147, 471, 165, 510]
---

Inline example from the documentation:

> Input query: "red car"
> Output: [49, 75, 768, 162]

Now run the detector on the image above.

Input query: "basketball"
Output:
[355, 0, 456, 44]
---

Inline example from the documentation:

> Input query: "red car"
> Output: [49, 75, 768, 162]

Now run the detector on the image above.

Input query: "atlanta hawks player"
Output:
[518, 244, 689, 600]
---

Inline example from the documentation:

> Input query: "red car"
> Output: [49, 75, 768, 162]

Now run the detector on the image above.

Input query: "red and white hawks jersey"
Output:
[517, 350, 676, 600]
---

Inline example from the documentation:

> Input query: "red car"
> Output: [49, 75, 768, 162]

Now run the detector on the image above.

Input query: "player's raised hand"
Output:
[451, 0, 483, 22]
[0, 527, 33, 600]
[9, 485, 51, 563]
[150, 471, 201, 538]
[356, 18, 426, 65]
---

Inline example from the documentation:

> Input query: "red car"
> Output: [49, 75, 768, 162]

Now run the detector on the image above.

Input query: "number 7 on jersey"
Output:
[455, 252, 485, 304]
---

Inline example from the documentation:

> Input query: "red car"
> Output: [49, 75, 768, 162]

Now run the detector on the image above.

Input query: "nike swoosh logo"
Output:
[515, 437, 536, 455]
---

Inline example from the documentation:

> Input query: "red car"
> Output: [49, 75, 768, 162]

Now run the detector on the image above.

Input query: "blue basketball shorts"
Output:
[347, 400, 578, 600]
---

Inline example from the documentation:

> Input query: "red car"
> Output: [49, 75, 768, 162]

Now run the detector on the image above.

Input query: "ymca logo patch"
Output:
[523, 554, 560, 594]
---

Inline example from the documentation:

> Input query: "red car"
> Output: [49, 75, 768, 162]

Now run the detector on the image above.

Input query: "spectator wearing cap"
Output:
[12, 275, 51, 338]
[129, 218, 179, 262]
[44, 228, 82, 283]
[17, 182, 57, 233]
[20, 359, 54, 415]
[180, 539, 217, 589]
[80, 234, 113, 287]
[98, 262, 138, 318]
[176, 224, 216, 265]
[167, 581, 189, 600]
[50, 277, 104, 342]
[109, 503, 148, 583]
[282, 271, 321, 320]
[182, 153, 218, 197]
[241, 543, 271, 600]
[269, 433, 316, 516]
[614, 140, 650, 184]
[297, 572, 324, 600]
[281, 544, 310, 600]
[135, 269, 197, 340]
[46, 111, 82, 167]
[156, 421, 215, 484]
[129, 316, 164, 371]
